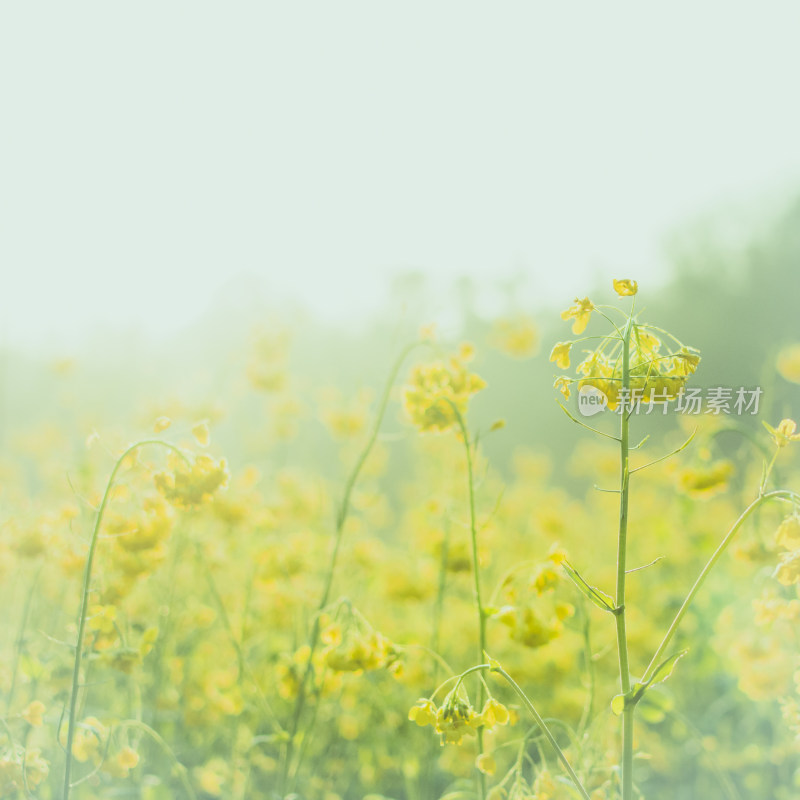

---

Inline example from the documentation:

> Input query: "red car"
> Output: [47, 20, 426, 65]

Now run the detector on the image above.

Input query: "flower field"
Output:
[2, 273, 800, 800]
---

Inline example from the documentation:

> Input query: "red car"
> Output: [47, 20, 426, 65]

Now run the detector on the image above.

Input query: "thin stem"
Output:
[621, 706, 634, 798]
[147, 524, 186, 729]
[642, 489, 800, 684]
[7, 566, 41, 715]
[593, 308, 626, 339]
[559, 403, 621, 442]
[760, 449, 780, 494]
[431, 517, 451, 673]
[196, 542, 283, 731]
[488, 665, 591, 800]
[0, 716, 16, 752]
[451, 405, 487, 800]
[116, 720, 197, 800]
[629, 428, 696, 474]
[281, 341, 421, 793]
[615, 319, 633, 800]
[62, 439, 188, 800]
[577, 603, 596, 737]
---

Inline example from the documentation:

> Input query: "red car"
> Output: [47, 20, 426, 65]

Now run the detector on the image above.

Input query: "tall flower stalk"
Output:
[451, 405, 488, 800]
[62, 440, 192, 800]
[403, 343, 488, 797]
[551, 279, 800, 799]
[552, 279, 701, 799]
[615, 317, 634, 799]
[279, 341, 421, 794]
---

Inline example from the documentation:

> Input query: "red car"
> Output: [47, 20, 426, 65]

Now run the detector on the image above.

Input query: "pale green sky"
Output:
[2, 3, 800, 347]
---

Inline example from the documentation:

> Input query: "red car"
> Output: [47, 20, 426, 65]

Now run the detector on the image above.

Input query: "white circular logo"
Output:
[578, 384, 608, 416]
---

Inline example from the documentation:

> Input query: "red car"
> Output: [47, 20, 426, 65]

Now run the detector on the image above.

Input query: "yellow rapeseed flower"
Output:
[553, 285, 700, 413]
[549, 341, 572, 370]
[764, 418, 800, 448]
[613, 278, 638, 296]
[112, 496, 172, 553]
[491, 315, 539, 358]
[408, 698, 437, 727]
[479, 697, 510, 728]
[777, 343, 800, 384]
[553, 375, 571, 400]
[22, 700, 46, 727]
[71, 717, 106, 763]
[324, 629, 398, 673]
[24, 749, 50, 788]
[776, 516, 800, 551]
[404, 349, 486, 434]
[775, 550, 800, 586]
[560, 297, 595, 334]
[88, 604, 118, 635]
[435, 697, 480, 745]
[195, 759, 227, 797]
[153, 416, 172, 433]
[154, 454, 229, 508]
[475, 752, 497, 775]
[191, 420, 210, 447]
[102, 746, 140, 778]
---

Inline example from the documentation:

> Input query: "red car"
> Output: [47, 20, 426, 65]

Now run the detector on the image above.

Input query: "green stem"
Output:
[760, 449, 780, 493]
[196, 542, 283, 732]
[147, 525, 186, 729]
[452, 406, 487, 800]
[62, 439, 188, 800]
[577, 603, 596, 737]
[616, 320, 633, 800]
[642, 488, 799, 684]
[7, 566, 41, 715]
[116, 720, 197, 800]
[430, 518, 451, 670]
[473, 664, 591, 800]
[281, 341, 421, 793]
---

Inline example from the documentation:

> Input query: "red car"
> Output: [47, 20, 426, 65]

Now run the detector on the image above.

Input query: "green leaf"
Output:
[631, 649, 689, 704]
[611, 693, 627, 716]
[648, 649, 688, 688]
[562, 560, 616, 613]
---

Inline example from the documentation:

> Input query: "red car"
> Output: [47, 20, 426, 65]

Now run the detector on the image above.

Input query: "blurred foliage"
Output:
[0, 199, 799, 799]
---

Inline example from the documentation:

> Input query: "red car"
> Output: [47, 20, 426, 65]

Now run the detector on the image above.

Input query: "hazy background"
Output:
[3, 2, 800, 351]
[2, 11, 800, 797]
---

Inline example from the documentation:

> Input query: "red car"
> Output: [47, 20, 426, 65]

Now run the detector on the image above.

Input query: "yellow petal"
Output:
[191, 421, 210, 447]
[613, 278, 638, 296]
[549, 342, 572, 370]
[476, 753, 497, 775]
[22, 700, 46, 727]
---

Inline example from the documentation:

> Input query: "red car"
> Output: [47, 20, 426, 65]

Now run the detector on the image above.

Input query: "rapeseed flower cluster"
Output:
[551, 279, 701, 408]
[1, 304, 798, 800]
[492, 549, 575, 649]
[322, 616, 401, 674]
[0, 749, 50, 794]
[775, 513, 800, 586]
[408, 693, 510, 746]
[404, 344, 486, 433]
[154, 453, 229, 508]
